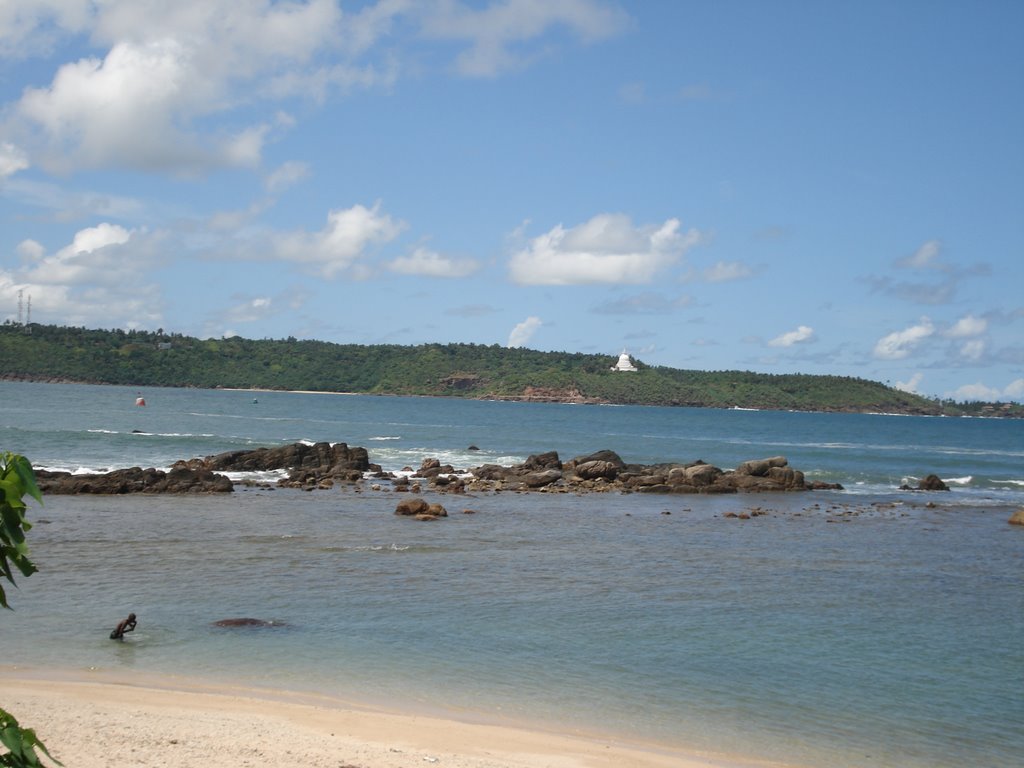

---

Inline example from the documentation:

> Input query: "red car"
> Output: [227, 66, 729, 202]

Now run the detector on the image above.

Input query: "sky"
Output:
[1, 1, 1022, 402]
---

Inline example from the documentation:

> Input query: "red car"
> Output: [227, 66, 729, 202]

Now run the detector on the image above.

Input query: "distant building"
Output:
[610, 350, 638, 372]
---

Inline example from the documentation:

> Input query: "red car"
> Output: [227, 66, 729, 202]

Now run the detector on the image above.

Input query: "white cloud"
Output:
[702, 260, 752, 283]
[388, 246, 479, 278]
[0, 142, 29, 177]
[950, 379, 1024, 403]
[1005, 379, 1024, 400]
[272, 202, 405, 278]
[943, 314, 987, 338]
[769, 325, 815, 348]
[264, 161, 310, 194]
[959, 339, 985, 361]
[0, 0, 92, 58]
[873, 318, 935, 360]
[17, 39, 214, 173]
[223, 296, 274, 324]
[16, 239, 45, 262]
[24, 222, 133, 285]
[5, 0, 373, 174]
[0, 222, 165, 328]
[895, 372, 924, 394]
[509, 214, 701, 285]
[950, 382, 1002, 402]
[901, 239, 943, 269]
[420, 0, 628, 77]
[508, 315, 542, 348]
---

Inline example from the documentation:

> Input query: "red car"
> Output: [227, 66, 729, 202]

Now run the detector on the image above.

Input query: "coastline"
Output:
[1, 669, 785, 768]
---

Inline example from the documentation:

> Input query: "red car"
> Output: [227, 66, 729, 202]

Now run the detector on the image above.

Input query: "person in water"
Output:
[109, 612, 137, 640]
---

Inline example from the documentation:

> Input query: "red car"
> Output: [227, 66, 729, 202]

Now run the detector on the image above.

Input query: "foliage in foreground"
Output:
[0, 452, 60, 767]
[0, 708, 58, 768]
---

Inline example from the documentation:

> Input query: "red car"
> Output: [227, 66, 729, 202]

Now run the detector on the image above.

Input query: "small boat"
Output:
[135, 396, 146, 407]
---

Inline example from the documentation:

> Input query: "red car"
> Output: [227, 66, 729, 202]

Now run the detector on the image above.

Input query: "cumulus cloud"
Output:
[23, 223, 133, 285]
[509, 214, 702, 285]
[769, 325, 815, 347]
[508, 315, 542, 348]
[272, 202, 405, 278]
[950, 382, 1002, 402]
[0, 222, 165, 328]
[388, 246, 479, 278]
[0, 0, 92, 58]
[0, 142, 29, 177]
[950, 379, 1024, 403]
[895, 372, 924, 394]
[943, 314, 987, 338]
[420, 0, 628, 77]
[873, 318, 935, 360]
[5, 1, 626, 173]
[4, 0, 388, 174]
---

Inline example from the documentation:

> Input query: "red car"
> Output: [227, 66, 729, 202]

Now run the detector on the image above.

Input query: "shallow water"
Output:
[3, 382, 1024, 767]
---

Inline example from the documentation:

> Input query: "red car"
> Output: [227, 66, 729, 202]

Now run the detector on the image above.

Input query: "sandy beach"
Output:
[1, 670, 780, 768]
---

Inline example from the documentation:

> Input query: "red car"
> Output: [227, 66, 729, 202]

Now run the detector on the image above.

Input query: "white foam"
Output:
[942, 475, 973, 486]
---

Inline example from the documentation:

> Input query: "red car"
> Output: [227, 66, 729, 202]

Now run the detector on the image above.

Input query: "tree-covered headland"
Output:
[1, 323, 1019, 417]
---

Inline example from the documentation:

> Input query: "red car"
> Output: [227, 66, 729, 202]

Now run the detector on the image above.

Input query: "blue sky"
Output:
[1, 1, 1022, 401]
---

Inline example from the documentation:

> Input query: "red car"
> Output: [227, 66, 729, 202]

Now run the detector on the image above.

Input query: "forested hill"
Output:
[1, 323, 1016, 416]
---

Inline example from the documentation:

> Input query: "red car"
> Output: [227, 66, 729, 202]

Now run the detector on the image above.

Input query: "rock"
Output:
[522, 469, 562, 488]
[426, 503, 448, 517]
[735, 456, 788, 477]
[203, 442, 380, 488]
[918, 474, 949, 491]
[570, 449, 625, 469]
[35, 467, 233, 494]
[523, 451, 562, 471]
[472, 464, 511, 481]
[395, 498, 430, 516]
[1009, 509, 1024, 526]
[670, 463, 721, 487]
[213, 618, 286, 628]
[573, 460, 621, 481]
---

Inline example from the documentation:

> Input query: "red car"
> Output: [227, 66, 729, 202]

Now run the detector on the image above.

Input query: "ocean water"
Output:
[2, 382, 1023, 767]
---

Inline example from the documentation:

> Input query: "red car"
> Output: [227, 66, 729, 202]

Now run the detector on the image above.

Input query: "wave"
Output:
[369, 436, 401, 441]
[942, 475, 973, 486]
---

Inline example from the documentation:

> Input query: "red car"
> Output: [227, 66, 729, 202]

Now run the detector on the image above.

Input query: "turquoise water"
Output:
[3, 382, 1024, 767]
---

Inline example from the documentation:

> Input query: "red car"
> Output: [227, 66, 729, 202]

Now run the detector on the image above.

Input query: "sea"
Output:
[1, 381, 1022, 768]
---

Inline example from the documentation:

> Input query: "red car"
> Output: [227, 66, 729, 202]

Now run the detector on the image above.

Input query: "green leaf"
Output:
[9, 457, 41, 505]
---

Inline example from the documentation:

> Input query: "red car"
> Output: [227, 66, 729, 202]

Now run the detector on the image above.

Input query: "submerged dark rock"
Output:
[901, 474, 950, 492]
[213, 618, 287, 628]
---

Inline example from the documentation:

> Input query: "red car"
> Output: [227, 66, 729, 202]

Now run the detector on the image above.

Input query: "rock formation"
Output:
[35, 466, 233, 494]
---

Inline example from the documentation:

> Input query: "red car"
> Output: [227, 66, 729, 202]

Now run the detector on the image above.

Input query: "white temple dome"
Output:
[611, 350, 638, 372]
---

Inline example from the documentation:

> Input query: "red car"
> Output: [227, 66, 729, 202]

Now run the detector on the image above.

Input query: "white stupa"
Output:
[610, 349, 638, 372]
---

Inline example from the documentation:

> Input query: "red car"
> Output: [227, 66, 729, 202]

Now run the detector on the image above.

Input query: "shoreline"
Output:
[1, 668, 790, 768]
[9, 375, 1019, 418]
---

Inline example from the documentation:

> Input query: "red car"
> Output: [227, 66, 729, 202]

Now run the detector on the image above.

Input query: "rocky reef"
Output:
[34, 441, 847, 496]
